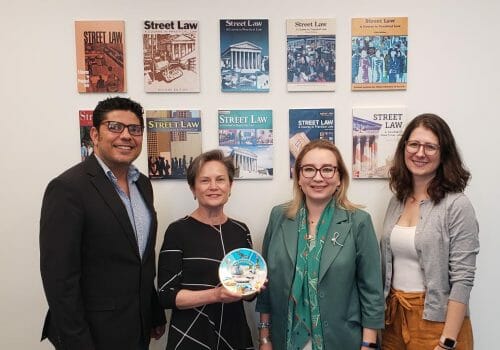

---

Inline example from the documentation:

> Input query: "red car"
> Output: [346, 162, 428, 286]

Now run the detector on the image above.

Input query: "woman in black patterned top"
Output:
[158, 150, 254, 350]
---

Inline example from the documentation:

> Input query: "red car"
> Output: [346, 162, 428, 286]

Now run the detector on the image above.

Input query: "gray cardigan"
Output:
[381, 192, 479, 322]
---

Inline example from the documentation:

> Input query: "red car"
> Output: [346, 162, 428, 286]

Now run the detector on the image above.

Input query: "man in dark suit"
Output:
[40, 97, 166, 350]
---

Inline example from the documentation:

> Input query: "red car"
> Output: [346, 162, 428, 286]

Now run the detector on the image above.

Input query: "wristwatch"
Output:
[361, 341, 378, 349]
[439, 335, 457, 350]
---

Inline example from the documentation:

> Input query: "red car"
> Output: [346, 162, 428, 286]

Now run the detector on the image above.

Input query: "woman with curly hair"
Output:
[381, 113, 479, 350]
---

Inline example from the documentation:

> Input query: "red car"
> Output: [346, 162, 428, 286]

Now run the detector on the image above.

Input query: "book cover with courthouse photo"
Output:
[351, 17, 408, 91]
[75, 20, 126, 93]
[143, 20, 200, 92]
[146, 109, 202, 179]
[218, 109, 273, 179]
[352, 107, 406, 178]
[220, 19, 270, 92]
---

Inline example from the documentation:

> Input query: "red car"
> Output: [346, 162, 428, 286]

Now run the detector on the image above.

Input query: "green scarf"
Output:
[286, 200, 334, 350]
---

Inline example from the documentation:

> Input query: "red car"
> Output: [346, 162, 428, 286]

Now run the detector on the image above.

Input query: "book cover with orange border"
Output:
[75, 20, 126, 93]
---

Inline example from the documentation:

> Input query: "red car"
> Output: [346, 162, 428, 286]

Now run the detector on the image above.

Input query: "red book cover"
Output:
[75, 20, 126, 93]
[79, 110, 93, 161]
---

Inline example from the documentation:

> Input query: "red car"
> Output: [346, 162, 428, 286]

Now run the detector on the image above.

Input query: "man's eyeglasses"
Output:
[101, 121, 144, 136]
[405, 140, 440, 156]
[300, 165, 338, 179]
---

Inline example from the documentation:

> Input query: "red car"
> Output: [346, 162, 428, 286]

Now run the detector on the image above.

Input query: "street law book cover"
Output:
[79, 110, 93, 162]
[146, 109, 202, 179]
[220, 19, 270, 92]
[75, 20, 126, 93]
[351, 17, 408, 91]
[289, 108, 335, 177]
[286, 19, 336, 91]
[352, 107, 406, 178]
[218, 109, 273, 179]
[143, 20, 200, 92]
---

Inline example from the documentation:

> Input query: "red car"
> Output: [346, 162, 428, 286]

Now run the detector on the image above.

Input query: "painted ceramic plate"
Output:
[219, 248, 267, 296]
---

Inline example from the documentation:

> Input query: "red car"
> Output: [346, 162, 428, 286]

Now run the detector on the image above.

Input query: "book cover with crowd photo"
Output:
[218, 109, 273, 179]
[287, 19, 336, 91]
[352, 107, 406, 178]
[75, 20, 126, 93]
[220, 19, 270, 92]
[289, 108, 335, 177]
[146, 110, 202, 180]
[79, 110, 94, 162]
[351, 17, 408, 91]
[143, 20, 200, 92]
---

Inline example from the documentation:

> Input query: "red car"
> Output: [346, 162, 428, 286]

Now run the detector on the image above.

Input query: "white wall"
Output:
[1, 0, 497, 348]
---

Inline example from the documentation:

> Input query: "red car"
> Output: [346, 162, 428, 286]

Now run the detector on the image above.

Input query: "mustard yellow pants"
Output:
[382, 289, 473, 350]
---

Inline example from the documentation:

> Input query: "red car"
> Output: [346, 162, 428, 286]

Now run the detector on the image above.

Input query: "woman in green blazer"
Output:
[256, 140, 384, 350]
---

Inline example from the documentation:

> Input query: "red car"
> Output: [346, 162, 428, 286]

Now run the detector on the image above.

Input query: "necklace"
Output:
[408, 195, 427, 205]
[305, 233, 315, 240]
[306, 217, 318, 240]
[309, 215, 320, 225]
[190, 210, 226, 229]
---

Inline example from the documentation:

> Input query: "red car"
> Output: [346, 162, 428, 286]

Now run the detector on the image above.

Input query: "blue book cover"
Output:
[220, 19, 270, 92]
[289, 108, 335, 177]
[218, 109, 273, 179]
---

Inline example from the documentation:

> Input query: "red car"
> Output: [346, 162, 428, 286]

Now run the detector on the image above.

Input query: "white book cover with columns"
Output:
[352, 107, 406, 179]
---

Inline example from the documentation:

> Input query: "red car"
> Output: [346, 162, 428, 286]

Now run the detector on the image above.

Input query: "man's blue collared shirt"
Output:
[95, 156, 151, 258]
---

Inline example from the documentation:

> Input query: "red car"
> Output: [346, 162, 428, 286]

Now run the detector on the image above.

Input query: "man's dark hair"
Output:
[92, 97, 144, 127]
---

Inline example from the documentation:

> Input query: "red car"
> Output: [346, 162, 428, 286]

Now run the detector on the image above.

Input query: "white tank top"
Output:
[390, 225, 425, 292]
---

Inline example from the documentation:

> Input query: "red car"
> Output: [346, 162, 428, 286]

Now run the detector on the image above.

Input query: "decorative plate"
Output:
[219, 248, 267, 295]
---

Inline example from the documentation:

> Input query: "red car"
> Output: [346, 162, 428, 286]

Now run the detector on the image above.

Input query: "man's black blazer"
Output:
[40, 154, 165, 350]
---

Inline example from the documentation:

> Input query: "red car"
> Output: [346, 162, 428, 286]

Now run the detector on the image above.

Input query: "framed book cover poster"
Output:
[146, 109, 202, 179]
[220, 19, 270, 92]
[351, 17, 408, 91]
[143, 20, 200, 92]
[287, 19, 336, 91]
[79, 110, 93, 162]
[218, 109, 273, 179]
[75, 20, 126, 93]
[289, 108, 335, 177]
[352, 107, 406, 178]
